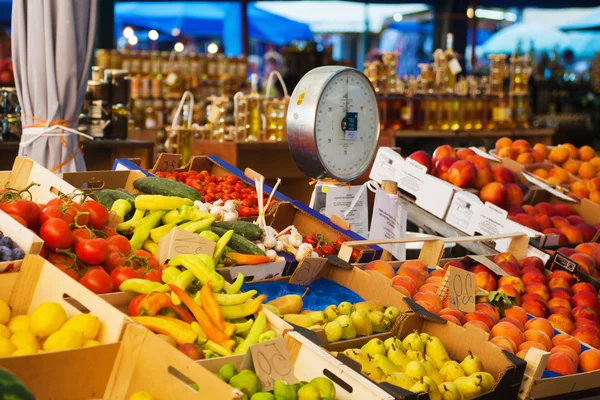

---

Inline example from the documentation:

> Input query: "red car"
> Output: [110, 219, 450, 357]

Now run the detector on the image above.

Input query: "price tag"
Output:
[289, 257, 327, 286]
[546, 252, 578, 274]
[468, 255, 508, 277]
[153, 153, 181, 173]
[369, 188, 407, 261]
[448, 58, 463, 75]
[447, 267, 476, 312]
[324, 185, 368, 237]
[157, 228, 216, 265]
[344, 112, 358, 141]
[250, 337, 297, 391]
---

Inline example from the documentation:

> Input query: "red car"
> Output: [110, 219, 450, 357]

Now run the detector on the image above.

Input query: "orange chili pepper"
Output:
[169, 284, 228, 344]
[224, 322, 237, 338]
[222, 339, 235, 351]
[139, 293, 195, 323]
[201, 283, 227, 332]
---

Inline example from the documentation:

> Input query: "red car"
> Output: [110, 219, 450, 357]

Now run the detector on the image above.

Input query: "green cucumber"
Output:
[213, 221, 263, 241]
[211, 226, 266, 256]
[133, 177, 201, 201]
[90, 189, 135, 210]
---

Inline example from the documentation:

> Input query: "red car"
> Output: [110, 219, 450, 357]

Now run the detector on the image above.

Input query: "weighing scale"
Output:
[286, 66, 381, 216]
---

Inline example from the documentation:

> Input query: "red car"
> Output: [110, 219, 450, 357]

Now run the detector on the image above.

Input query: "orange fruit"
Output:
[563, 159, 581, 175]
[579, 146, 596, 162]
[549, 167, 569, 184]
[533, 168, 549, 179]
[548, 147, 570, 164]
[533, 143, 549, 159]
[589, 157, 600, 168]
[495, 137, 513, 152]
[561, 143, 579, 160]
[516, 152, 535, 164]
[578, 162, 597, 179]
[590, 191, 600, 204]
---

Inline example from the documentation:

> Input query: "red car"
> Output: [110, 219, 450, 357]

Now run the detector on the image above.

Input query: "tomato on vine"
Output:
[75, 238, 109, 265]
[80, 267, 113, 294]
[39, 219, 74, 251]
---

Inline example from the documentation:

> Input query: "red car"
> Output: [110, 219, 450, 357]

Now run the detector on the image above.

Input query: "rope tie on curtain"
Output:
[20, 114, 94, 172]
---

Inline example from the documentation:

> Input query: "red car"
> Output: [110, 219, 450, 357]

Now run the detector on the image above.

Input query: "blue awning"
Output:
[561, 9, 600, 31]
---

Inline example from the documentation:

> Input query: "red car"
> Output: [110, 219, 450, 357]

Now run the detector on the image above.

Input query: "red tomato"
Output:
[110, 266, 142, 289]
[144, 269, 162, 283]
[63, 202, 89, 226]
[9, 214, 27, 227]
[128, 294, 147, 316]
[75, 239, 109, 265]
[321, 244, 336, 256]
[226, 176, 239, 184]
[314, 247, 324, 257]
[350, 248, 361, 262]
[82, 200, 109, 229]
[335, 237, 347, 250]
[238, 207, 254, 217]
[80, 267, 113, 294]
[39, 219, 74, 251]
[2, 199, 40, 229]
[103, 252, 128, 274]
[101, 226, 118, 237]
[55, 263, 81, 281]
[106, 235, 131, 254]
[40, 205, 65, 225]
[133, 250, 158, 270]
[72, 228, 95, 245]
[303, 234, 319, 248]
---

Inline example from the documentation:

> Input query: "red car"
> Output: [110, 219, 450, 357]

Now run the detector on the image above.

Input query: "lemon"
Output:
[0, 324, 9, 339]
[129, 392, 155, 400]
[8, 315, 31, 334]
[31, 302, 67, 338]
[12, 346, 38, 356]
[61, 314, 100, 340]
[10, 331, 39, 350]
[83, 339, 100, 347]
[43, 329, 83, 352]
[0, 299, 10, 325]
[0, 337, 16, 356]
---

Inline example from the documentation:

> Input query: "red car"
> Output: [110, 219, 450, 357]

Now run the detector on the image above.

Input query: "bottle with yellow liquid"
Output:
[488, 54, 513, 130]
[456, 78, 470, 131]
[419, 63, 437, 131]
[246, 74, 262, 141]
[468, 77, 483, 130]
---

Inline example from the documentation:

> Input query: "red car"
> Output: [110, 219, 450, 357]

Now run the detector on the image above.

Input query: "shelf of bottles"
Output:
[0, 87, 20, 142]
[365, 34, 533, 134]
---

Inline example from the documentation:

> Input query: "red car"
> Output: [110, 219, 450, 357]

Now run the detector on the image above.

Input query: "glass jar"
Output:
[109, 50, 121, 70]
[105, 70, 130, 106]
[109, 104, 128, 140]
[94, 49, 111, 69]
[0, 87, 19, 114]
[91, 66, 105, 81]
[2, 114, 21, 141]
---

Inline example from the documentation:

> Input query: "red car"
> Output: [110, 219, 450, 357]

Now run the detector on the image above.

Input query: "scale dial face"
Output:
[287, 66, 380, 182]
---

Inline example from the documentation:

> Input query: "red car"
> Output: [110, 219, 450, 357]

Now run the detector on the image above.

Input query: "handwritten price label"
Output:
[447, 267, 476, 312]
[289, 257, 327, 286]
[250, 337, 297, 391]
[157, 228, 215, 264]
[153, 153, 181, 173]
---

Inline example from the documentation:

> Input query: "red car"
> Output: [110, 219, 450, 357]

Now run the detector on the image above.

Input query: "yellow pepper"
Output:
[132, 316, 197, 345]
[135, 195, 193, 211]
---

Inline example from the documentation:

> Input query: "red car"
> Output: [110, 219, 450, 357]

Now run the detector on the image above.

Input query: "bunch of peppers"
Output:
[124, 252, 274, 358]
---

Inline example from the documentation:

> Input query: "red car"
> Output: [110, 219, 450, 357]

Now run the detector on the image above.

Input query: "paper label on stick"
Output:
[289, 257, 327, 286]
[447, 267, 476, 312]
[157, 228, 216, 264]
[324, 185, 368, 237]
[250, 337, 297, 391]
[153, 153, 180, 173]
[369, 188, 407, 261]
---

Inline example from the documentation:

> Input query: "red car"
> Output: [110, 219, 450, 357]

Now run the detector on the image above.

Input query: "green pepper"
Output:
[234, 311, 266, 354]
[135, 194, 193, 211]
[203, 340, 233, 356]
[170, 270, 196, 306]
[226, 272, 244, 294]
[142, 239, 158, 255]
[120, 279, 170, 294]
[200, 230, 220, 242]
[162, 266, 182, 283]
[150, 223, 176, 243]
[163, 205, 211, 225]
[117, 208, 145, 233]
[178, 216, 215, 233]
[130, 210, 167, 251]
[213, 229, 234, 264]
[168, 254, 224, 292]
[110, 199, 132, 223]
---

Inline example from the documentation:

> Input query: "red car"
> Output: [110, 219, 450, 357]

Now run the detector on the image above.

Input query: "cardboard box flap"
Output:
[62, 170, 145, 193]
[9, 157, 78, 203]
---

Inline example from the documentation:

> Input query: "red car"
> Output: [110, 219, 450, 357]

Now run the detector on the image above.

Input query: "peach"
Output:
[500, 317, 525, 332]
[440, 314, 462, 326]
[534, 143, 549, 159]
[548, 146, 570, 164]
[504, 183, 524, 207]
[534, 214, 553, 230]
[493, 252, 520, 266]
[523, 293, 546, 304]
[592, 158, 600, 168]
[560, 226, 585, 245]
[408, 150, 433, 174]
[490, 336, 517, 354]
[504, 306, 528, 325]
[566, 215, 585, 226]
[550, 288, 573, 302]
[512, 139, 531, 154]
[516, 350, 528, 359]
[575, 243, 600, 257]
[443, 260, 467, 270]
[522, 300, 549, 318]
[476, 303, 501, 323]
[524, 329, 553, 351]
[523, 205, 537, 215]
[498, 276, 525, 294]
[558, 247, 578, 257]
[473, 167, 494, 190]
[419, 283, 440, 294]
[587, 177, 600, 193]
[521, 266, 544, 277]
[413, 292, 443, 313]
[432, 145, 457, 162]
[563, 159, 582, 175]
[396, 266, 426, 288]
[525, 318, 555, 338]
[401, 260, 429, 276]
[571, 254, 595, 276]
[548, 313, 575, 334]
[553, 333, 582, 354]
[548, 298, 573, 311]
[500, 262, 522, 277]
[429, 269, 447, 278]
[533, 168, 550, 179]
[572, 326, 600, 348]
[498, 285, 521, 303]
[546, 352, 578, 375]
[434, 156, 458, 181]
[551, 345, 580, 365]
[491, 321, 525, 347]
[522, 272, 547, 286]
[507, 205, 526, 215]
[535, 202, 557, 217]
[579, 349, 600, 372]
[475, 271, 497, 292]
[548, 270, 576, 285]
[543, 229, 569, 246]
[579, 145, 596, 162]
[426, 275, 444, 285]
[493, 166, 516, 184]
[577, 224, 597, 243]
[391, 275, 419, 297]
[572, 291, 600, 314]
[495, 137, 513, 151]
[439, 308, 466, 325]
[498, 146, 518, 160]
[516, 152, 535, 165]
[550, 216, 570, 229]
[464, 320, 491, 334]
[448, 160, 477, 188]
[594, 248, 600, 269]
[525, 283, 550, 301]
[465, 311, 496, 330]
[364, 260, 395, 279]
[555, 204, 577, 217]
[574, 319, 600, 331]
[457, 148, 476, 160]
[519, 341, 547, 353]
[531, 149, 546, 163]
[572, 282, 596, 295]
[514, 214, 540, 231]
[467, 155, 492, 170]
[579, 162, 597, 179]
[570, 181, 590, 200]
[572, 306, 599, 323]
[550, 307, 572, 319]
[548, 278, 573, 291]
[519, 257, 545, 273]
[549, 167, 570, 184]
[415, 300, 438, 315]
[590, 190, 600, 204]
[471, 264, 492, 275]
[562, 143, 580, 159]
[392, 285, 412, 298]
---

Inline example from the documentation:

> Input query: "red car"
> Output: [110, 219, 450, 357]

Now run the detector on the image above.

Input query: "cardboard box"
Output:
[0, 209, 43, 272]
[61, 169, 146, 193]
[0, 255, 131, 399]
[6, 157, 78, 203]
[103, 324, 234, 400]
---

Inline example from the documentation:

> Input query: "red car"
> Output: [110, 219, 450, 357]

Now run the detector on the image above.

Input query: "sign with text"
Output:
[152, 153, 181, 173]
[324, 185, 368, 237]
[369, 188, 407, 261]
[447, 267, 476, 312]
[250, 337, 297, 391]
[157, 228, 215, 264]
[289, 257, 328, 286]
